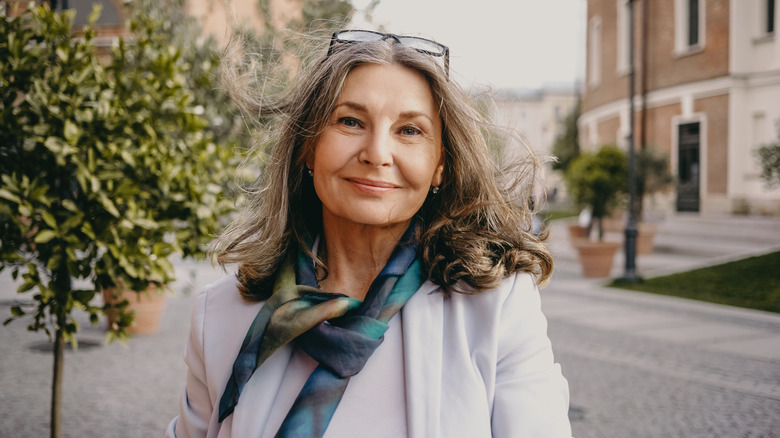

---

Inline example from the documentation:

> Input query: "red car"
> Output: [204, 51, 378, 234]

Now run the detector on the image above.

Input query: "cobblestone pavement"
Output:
[544, 214, 780, 438]
[545, 273, 780, 438]
[1, 213, 779, 437]
[0, 258, 221, 438]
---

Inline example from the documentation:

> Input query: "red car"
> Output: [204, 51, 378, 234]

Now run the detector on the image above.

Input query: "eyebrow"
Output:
[333, 101, 435, 124]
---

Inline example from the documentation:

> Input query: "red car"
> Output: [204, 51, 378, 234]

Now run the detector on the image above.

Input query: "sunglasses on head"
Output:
[327, 29, 450, 76]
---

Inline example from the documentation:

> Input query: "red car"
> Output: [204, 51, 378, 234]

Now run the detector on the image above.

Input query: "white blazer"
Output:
[166, 272, 572, 437]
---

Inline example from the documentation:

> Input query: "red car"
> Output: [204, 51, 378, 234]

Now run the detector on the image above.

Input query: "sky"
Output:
[350, 0, 587, 91]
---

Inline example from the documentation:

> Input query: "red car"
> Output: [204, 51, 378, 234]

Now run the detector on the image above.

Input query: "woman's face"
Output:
[309, 63, 444, 230]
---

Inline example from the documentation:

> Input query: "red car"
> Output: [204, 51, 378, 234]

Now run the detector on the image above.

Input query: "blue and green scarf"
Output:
[218, 224, 424, 437]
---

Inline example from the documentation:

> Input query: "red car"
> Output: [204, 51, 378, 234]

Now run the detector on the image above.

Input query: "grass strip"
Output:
[609, 251, 780, 313]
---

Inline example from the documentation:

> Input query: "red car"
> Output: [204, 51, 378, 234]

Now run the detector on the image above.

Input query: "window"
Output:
[688, 0, 700, 46]
[768, 0, 776, 34]
[675, 0, 705, 53]
[588, 16, 602, 88]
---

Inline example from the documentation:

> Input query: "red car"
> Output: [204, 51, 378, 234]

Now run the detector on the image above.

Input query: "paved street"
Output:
[1, 213, 779, 437]
[545, 213, 780, 438]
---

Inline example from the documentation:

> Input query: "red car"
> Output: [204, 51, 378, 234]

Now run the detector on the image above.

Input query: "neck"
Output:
[318, 217, 411, 300]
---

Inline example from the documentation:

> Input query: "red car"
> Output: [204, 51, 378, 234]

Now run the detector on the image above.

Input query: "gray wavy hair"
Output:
[211, 34, 553, 301]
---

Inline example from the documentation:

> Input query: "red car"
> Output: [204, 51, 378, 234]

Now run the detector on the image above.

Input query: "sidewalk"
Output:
[0, 214, 778, 437]
[541, 213, 780, 437]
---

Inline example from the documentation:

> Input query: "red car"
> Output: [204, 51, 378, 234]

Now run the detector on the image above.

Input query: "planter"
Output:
[567, 223, 589, 247]
[636, 223, 658, 255]
[572, 240, 621, 278]
[103, 285, 166, 335]
[602, 210, 625, 233]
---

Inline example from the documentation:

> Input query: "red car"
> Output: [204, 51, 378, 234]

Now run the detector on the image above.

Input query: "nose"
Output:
[358, 127, 393, 167]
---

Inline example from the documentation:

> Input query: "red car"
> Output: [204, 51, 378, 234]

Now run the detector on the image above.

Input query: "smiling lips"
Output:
[346, 177, 399, 195]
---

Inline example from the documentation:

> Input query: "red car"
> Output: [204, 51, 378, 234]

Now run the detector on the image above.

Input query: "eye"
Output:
[338, 117, 362, 128]
[400, 126, 422, 136]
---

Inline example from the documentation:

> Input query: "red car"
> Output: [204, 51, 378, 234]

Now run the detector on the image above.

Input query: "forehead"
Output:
[336, 63, 437, 113]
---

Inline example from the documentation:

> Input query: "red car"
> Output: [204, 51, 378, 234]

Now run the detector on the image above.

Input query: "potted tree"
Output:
[564, 145, 628, 277]
[0, 5, 238, 436]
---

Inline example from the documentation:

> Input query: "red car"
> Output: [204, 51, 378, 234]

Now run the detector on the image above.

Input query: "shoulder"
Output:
[407, 272, 541, 342]
[197, 274, 247, 309]
[193, 274, 265, 345]
[445, 272, 541, 318]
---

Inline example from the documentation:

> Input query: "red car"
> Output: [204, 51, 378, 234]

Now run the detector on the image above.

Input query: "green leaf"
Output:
[18, 281, 36, 293]
[98, 193, 120, 217]
[62, 199, 79, 212]
[33, 229, 57, 244]
[47, 253, 63, 272]
[42, 211, 58, 229]
[75, 108, 94, 123]
[73, 289, 96, 305]
[81, 222, 96, 240]
[44, 136, 65, 154]
[0, 188, 22, 204]
[64, 120, 81, 144]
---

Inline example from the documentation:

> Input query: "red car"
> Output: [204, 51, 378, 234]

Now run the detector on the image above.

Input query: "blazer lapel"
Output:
[230, 344, 295, 438]
[402, 281, 443, 438]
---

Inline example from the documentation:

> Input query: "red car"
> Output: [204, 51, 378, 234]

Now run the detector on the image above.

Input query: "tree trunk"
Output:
[51, 326, 64, 438]
[50, 264, 70, 438]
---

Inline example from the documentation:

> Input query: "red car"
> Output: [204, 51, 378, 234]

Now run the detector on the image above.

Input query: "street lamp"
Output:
[621, 0, 641, 283]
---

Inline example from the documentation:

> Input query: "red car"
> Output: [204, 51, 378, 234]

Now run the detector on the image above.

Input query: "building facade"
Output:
[580, 0, 780, 215]
[492, 87, 580, 199]
[494, 88, 580, 159]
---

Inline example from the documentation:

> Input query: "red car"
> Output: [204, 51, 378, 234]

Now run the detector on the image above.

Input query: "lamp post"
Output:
[621, 0, 641, 282]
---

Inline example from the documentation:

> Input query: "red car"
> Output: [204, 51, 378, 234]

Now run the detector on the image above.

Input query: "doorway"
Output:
[677, 122, 701, 212]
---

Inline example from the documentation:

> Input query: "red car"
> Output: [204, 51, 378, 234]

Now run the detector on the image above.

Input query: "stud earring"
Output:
[430, 186, 440, 194]
[306, 167, 313, 177]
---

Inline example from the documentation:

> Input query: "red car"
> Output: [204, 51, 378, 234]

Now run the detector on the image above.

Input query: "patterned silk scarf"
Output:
[218, 225, 424, 437]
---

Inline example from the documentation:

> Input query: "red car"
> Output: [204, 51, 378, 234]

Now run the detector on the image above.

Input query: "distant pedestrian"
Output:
[167, 29, 571, 438]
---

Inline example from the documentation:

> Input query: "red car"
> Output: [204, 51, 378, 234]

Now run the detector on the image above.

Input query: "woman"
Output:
[167, 30, 571, 437]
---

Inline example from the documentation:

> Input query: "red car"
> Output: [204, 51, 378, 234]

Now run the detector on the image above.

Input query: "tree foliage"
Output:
[755, 121, 780, 189]
[565, 145, 628, 239]
[0, 3, 237, 340]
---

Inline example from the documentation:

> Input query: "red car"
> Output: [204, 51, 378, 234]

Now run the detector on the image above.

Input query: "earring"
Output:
[430, 186, 440, 194]
[306, 167, 313, 177]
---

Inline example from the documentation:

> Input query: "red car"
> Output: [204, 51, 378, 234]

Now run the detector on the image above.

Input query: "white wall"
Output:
[728, 78, 780, 204]
[730, 0, 780, 74]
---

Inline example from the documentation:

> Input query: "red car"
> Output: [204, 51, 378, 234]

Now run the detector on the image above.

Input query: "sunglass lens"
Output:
[337, 30, 384, 42]
[397, 37, 445, 56]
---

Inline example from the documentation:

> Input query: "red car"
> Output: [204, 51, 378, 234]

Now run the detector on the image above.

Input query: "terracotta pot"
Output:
[602, 216, 625, 233]
[567, 223, 589, 244]
[103, 285, 166, 335]
[572, 240, 621, 278]
[636, 223, 658, 255]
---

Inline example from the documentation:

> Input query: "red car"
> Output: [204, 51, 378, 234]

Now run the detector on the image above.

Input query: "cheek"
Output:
[409, 150, 443, 187]
[311, 136, 340, 173]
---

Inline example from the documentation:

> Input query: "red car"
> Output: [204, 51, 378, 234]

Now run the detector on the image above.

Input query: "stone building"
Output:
[492, 87, 580, 199]
[580, 0, 780, 215]
[494, 87, 580, 158]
